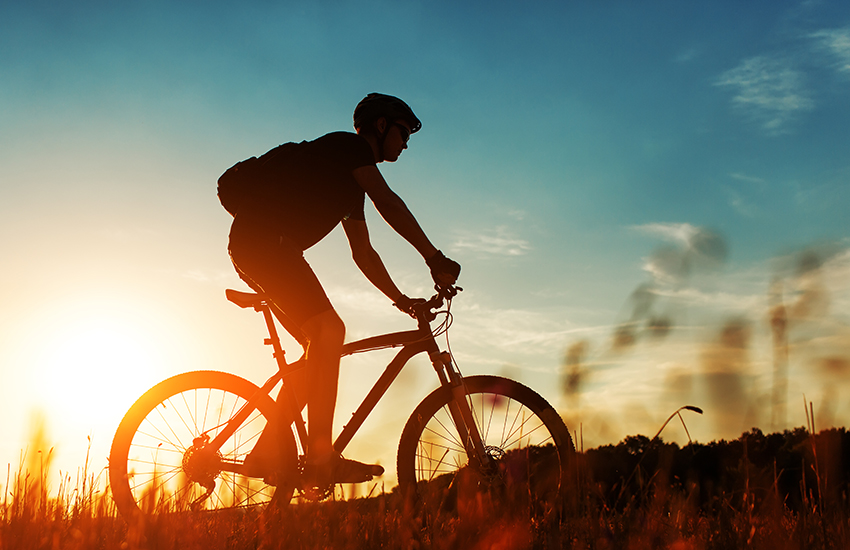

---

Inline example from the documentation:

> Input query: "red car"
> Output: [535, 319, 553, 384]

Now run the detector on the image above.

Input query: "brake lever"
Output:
[435, 284, 462, 300]
[413, 285, 462, 324]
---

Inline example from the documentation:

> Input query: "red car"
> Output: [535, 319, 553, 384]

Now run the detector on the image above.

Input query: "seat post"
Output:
[257, 303, 288, 369]
[256, 301, 311, 451]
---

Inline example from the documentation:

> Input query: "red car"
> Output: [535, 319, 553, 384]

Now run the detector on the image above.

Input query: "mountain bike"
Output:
[108, 285, 575, 519]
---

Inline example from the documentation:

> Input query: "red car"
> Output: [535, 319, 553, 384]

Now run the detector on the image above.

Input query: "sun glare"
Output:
[43, 318, 156, 420]
[18, 297, 179, 457]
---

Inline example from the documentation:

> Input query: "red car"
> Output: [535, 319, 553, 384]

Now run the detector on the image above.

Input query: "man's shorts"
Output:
[228, 219, 334, 338]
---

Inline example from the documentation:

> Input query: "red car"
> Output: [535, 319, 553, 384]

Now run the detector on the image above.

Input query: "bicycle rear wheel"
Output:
[397, 375, 574, 514]
[109, 371, 296, 519]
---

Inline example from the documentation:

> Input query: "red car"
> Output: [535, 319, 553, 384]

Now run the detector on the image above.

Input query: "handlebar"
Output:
[412, 284, 462, 323]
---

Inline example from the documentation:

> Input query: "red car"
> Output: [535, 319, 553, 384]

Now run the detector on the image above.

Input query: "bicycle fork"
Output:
[429, 350, 491, 471]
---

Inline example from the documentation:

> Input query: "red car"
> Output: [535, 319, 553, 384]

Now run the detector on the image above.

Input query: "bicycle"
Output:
[109, 285, 575, 519]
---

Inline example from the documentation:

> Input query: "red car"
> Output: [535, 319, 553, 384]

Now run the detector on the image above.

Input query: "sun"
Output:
[44, 319, 154, 419]
[27, 299, 177, 443]
[3, 293, 199, 486]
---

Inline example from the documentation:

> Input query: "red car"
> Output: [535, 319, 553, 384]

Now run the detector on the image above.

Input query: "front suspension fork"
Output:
[431, 351, 491, 470]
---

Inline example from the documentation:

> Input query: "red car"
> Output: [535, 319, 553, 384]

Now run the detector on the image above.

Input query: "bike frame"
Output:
[215, 290, 489, 476]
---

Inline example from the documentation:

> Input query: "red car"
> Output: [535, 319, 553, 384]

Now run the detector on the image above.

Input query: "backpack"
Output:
[217, 143, 301, 217]
[217, 156, 264, 217]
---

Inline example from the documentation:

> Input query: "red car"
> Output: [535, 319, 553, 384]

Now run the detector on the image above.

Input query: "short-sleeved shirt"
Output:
[234, 132, 376, 251]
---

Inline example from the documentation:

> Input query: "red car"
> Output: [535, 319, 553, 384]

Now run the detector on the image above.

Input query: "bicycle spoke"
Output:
[167, 393, 198, 443]
[203, 386, 212, 434]
[154, 397, 193, 451]
[502, 413, 549, 448]
[415, 445, 452, 481]
[416, 438, 464, 455]
[224, 412, 265, 457]
[421, 421, 464, 452]
[141, 410, 187, 453]
[482, 392, 495, 443]
[500, 395, 511, 447]
[129, 466, 182, 494]
[428, 406, 465, 446]
[219, 473, 272, 505]
[180, 390, 199, 438]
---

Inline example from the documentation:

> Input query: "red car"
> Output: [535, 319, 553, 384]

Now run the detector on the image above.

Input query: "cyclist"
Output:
[226, 93, 460, 485]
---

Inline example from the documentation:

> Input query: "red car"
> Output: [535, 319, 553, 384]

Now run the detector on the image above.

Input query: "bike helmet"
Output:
[353, 93, 422, 134]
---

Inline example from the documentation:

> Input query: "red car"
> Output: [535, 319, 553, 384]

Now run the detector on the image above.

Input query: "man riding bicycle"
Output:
[223, 93, 461, 485]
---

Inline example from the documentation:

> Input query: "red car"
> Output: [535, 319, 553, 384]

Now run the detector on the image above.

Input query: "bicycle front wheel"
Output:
[397, 375, 574, 513]
[109, 371, 296, 519]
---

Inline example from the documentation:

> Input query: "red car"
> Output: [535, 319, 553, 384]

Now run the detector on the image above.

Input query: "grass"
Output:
[2, 428, 849, 549]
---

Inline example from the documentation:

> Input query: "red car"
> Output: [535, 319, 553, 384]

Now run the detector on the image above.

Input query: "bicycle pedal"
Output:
[335, 463, 384, 483]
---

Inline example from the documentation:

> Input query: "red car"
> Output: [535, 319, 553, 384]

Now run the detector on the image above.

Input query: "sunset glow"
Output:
[1, 1, 848, 498]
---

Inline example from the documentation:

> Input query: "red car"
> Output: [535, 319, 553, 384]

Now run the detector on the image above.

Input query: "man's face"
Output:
[382, 119, 412, 162]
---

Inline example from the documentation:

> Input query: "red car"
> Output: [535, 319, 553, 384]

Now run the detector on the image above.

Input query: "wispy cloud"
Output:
[724, 173, 764, 217]
[451, 226, 531, 257]
[811, 26, 850, 75]
[652, 286, 762, 313]
[631, 223, 728, 283]
[632, 222, 700, 245]
[449, 301, 611, 363]
[674, 47, 699, 64]
[715, 56, 814, 134]
[729, 172, 766, 185]
[724, 187, 760, 218]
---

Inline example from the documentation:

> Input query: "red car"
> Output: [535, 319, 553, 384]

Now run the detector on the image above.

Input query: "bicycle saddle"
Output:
[226, 289, 266, 309]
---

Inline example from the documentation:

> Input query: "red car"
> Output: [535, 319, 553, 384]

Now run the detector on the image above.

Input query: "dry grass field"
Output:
[2, 427, 848, 549]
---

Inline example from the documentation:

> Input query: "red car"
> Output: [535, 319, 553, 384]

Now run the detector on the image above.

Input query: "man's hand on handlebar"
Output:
[426, 250, 460, 287]
[393, 294, 426, 318]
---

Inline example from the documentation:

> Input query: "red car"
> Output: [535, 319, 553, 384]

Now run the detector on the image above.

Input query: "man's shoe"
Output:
[333, 456, 384, 483]
[303, 455, 384, 485]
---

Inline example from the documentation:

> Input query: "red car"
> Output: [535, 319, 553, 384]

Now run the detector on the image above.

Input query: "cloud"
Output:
[810, 26, 850, 75]
[724, 187, 760, 218]
[652, 286, 762, 313]
[728, 172, 766, 185]
[448, 301, 611, 370]
[715, 56, 814, 134]
[633, 222, 700, 246]
[506, 209, 527, 221]
[631, 223, 728, 284]
[674, 47, 699, 64]
[451, 226, 531, 257]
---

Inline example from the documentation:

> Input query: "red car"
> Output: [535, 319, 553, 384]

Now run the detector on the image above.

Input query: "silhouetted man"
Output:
[224, 93, 460, 485]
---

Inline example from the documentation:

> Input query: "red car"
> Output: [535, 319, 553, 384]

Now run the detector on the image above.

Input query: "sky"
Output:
[1, 0, 848, 493]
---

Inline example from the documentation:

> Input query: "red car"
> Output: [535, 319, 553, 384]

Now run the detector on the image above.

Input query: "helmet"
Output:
[353, 93, 421, 134]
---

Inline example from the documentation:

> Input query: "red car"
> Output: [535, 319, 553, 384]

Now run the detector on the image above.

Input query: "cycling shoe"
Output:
[304, 455, 384, 485]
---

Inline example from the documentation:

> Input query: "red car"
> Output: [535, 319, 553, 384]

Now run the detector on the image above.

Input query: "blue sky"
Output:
[1, 1, 848, 488]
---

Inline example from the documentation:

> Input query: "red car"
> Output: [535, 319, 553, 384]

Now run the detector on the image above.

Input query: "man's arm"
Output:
[352, 165, 439, 260]
[341, 217, 404, 302]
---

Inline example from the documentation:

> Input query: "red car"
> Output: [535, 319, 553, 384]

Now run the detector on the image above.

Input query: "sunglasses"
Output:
[393, 122, 411, 144]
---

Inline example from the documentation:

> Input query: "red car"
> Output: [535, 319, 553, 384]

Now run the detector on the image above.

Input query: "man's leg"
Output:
[299, 309, 345, 462]
[229, 230, 382, 483]
[298, 310, 383, 484]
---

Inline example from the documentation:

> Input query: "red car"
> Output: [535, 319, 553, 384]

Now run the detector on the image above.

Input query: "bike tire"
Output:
[397, 375, 574, 513]
[109, 370, 296, 519]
